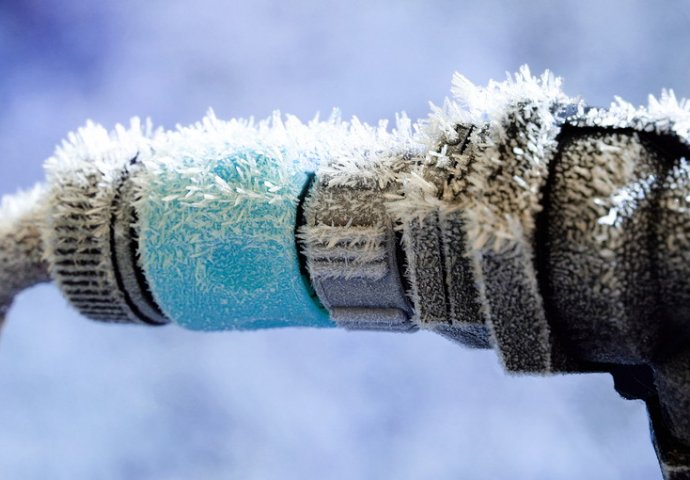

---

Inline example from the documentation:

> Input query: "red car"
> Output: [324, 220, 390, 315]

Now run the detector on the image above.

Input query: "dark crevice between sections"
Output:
[55, 259, 99, 267]
[61, 280, 100, 287]
[294, 172, 328, 313]
[125, 153, 167, 323]
[643, 138, 675, 365]
[128, 207, 166, 321]
[56, 270, 98, 277]
[64, 289, 110, 296]
[394, 229, 412, 306]
[55, 248, 102, 256]
[109, 167, 166, 326]
[533, 124, 575, 371]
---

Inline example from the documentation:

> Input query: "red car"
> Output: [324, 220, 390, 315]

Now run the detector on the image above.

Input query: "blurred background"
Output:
[1, 0, 687, 478]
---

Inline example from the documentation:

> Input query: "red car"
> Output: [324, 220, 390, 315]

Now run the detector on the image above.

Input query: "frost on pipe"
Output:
[0, 186, 50, 328]
[4, 67, 690, 478]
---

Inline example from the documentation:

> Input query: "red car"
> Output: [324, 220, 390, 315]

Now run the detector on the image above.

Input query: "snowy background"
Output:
[1, 0, 687, 478]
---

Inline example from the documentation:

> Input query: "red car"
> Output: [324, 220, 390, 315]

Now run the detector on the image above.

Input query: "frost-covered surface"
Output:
[0, 0, 683, 478]
[571, 90, 690, 139]
[416, 67, 570, 252]
[0, 185, 49, 320]
[42, 119, 157, 323]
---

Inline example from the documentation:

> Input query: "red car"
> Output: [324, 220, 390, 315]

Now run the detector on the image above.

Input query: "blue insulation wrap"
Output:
[134, 115, 333, 330]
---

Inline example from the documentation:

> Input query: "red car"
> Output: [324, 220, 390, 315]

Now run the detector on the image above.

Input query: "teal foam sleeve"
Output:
[134, 112, 334, 330]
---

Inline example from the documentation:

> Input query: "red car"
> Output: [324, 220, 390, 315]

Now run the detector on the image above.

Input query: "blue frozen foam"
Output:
[136, 146, 332, 331]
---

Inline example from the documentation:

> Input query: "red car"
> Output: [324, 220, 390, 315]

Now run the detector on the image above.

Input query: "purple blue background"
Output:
[1, 1, 687, 478]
